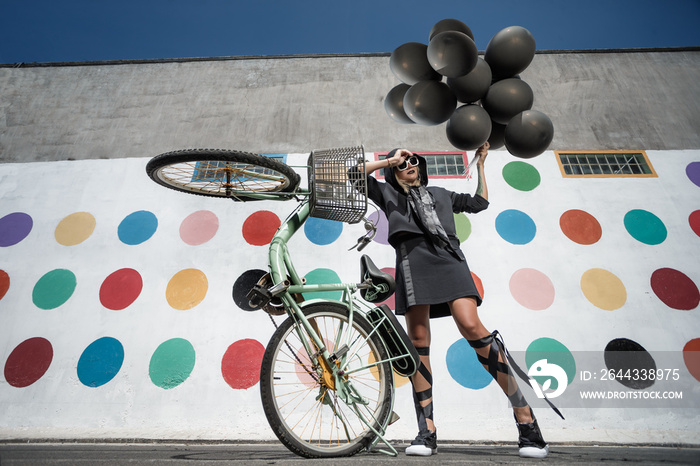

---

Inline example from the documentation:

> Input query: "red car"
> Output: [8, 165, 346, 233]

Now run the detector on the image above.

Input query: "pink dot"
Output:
[99, 268, 143, 310]
[242, 211, 281, 246]
[221, 339, 265, 389]
[4, 337, 53, 388]
[180, 210, 219, 246]
[509, 268, 555, 310]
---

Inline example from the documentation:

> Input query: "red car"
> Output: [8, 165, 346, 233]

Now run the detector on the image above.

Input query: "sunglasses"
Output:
[396, 156, 419, 171]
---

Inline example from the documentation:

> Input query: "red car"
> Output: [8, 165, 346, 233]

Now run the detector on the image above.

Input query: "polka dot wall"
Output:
[0, 153, 698, 442]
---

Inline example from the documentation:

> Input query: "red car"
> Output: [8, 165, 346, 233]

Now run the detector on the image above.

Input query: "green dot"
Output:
[624, 209, 667, 245]
[502, 161, 541, 191]
[526, 337, 576, 385]
[454, 213, 472, 242]
[32, 269, 77, 309]
[149, 338, 195, 389]
[303, 268, 342, 301]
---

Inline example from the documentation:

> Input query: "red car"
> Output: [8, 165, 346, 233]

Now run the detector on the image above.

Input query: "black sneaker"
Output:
[517, 418, 549, 458]
[405, 429, 437, 456]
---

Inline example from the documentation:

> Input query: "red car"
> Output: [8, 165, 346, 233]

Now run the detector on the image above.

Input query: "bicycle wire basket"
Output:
[308, 146, 368, 224]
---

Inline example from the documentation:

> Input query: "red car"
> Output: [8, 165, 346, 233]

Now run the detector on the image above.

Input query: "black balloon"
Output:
[429, 18, 474, 42]
[482, 78, 534, 125]
[403, 81, 457, 126]
[504, 110, 554, 158]
[446, 104, 492, 150]
[484, 26, 536, 80]
[384, 84, 415, 124]
[447, 58, 492, 103]
[487, 121, 507, 149]
[390, 42, 441, 85]
[427, 31, 478, 78]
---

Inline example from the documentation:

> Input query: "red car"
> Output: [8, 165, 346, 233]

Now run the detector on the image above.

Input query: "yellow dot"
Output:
[166, 269, 208, 310]
[580, 268, 627, 311]
[369, 351, 410, 388]
[55, 212, 96, 246]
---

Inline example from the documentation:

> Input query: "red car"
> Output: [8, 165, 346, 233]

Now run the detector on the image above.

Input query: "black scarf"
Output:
[407, 186, 455, 253]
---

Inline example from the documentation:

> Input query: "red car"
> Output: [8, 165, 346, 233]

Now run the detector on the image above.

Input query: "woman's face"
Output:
[394, 160, 420, 184]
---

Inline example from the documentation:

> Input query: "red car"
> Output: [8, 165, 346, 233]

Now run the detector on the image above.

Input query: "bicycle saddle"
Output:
[360, 254, 395, 303]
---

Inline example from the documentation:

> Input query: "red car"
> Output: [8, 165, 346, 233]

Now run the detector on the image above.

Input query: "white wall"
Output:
[0, 149, 698, 444]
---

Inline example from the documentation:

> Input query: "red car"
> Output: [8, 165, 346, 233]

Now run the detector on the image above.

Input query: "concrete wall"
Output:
[1, 50, 699, 164]
[1, 51, 699, 445]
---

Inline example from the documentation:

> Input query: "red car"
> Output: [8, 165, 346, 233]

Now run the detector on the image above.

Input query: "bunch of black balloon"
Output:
[385, 19, 554, 158]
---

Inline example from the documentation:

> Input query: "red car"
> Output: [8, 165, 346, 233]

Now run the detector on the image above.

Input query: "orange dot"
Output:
[166, 269, 208, 310]
[560, 209, 602, 245]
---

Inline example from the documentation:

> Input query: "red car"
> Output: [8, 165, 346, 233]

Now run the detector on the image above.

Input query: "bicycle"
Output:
[146, 146, 420, 458]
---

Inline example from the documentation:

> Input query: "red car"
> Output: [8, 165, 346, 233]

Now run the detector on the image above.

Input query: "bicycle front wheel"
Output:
[260, 303, 394, 458]
[146, 149, 300, 201]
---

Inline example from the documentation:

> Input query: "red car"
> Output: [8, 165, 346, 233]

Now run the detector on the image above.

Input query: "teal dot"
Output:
[446, 339, 492, 389]
[303, 268, 343, 301]
[454, 213, 472, 242]
[495, 209, 536, 245]
[304, 217, 342, 245]
[77, 337, 124, 387]
[149, 338, 195, 389]
[624, 209, 667, 245]
[32, 269, 77, 309]
[526, 338, 576, 387]
[502, 161, 541, 191]
[118, 211, 158, 245]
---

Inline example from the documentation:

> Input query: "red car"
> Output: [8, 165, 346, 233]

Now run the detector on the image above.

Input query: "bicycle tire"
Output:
[146, 149, 301, 201]
[260, 303, 394, 458]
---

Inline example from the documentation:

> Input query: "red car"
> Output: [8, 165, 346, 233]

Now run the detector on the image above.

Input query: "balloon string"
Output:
[463, 153, 481, 179]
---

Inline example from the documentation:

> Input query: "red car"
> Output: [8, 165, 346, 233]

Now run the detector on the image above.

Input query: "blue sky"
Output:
[2, 0, 699, 64]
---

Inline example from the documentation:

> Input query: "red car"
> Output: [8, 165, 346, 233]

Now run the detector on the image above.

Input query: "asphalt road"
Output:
[1, 442, 699, 465]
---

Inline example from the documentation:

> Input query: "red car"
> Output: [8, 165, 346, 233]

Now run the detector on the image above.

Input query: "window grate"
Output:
[555, 151, 656, 178]
[377, 151, 468, 178]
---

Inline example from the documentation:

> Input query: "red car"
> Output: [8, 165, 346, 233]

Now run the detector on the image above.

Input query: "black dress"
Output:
[362, 152, 489, 319]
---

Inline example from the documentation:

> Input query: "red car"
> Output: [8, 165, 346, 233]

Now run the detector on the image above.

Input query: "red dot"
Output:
[683, 339, 700, 382]
[471, 271, 485, 300]
[378, 267, 396, 310]
[0, 270, 9, 301]
[221, 339, 265, 389]
[560, 209, 602, 245]
[242, 211, 281, 246]
[4, 337, 53, 388]
[689, 210, 700, 238]
[650, 268, 700, 310]
[99, 268, 143, 310]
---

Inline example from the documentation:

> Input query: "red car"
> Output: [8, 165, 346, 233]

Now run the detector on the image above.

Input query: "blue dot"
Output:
[495, 209, 536, 245]
[446, 339, 492, 389]
[304, 217, 342, 245]
[118, 211, 158, 245]
[77, 337, 124, 387]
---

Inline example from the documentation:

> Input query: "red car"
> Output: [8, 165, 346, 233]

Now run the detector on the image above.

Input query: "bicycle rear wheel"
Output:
[260, 303, 394, 458]
[146, 149, 300, 201]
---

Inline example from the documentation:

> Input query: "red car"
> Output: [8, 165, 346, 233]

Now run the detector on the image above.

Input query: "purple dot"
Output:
[687, 162, 700, 188]
[0, 212, 33, 247]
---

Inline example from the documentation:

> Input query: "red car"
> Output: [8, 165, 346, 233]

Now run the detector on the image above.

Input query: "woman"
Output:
[358, 143, 550, 458]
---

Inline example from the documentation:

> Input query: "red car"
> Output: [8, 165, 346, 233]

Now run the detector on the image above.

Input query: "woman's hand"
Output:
[475, 142, 489, 166]
[388, 149, 412, 168]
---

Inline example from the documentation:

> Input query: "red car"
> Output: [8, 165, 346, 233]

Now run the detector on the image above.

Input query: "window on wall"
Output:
[555, 151, 657, 178]
[376, 151, 468, 178]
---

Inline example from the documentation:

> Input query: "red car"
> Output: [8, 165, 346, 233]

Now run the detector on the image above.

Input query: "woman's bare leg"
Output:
[404, 304, 436, 433]
[449, 297, 533, 423]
